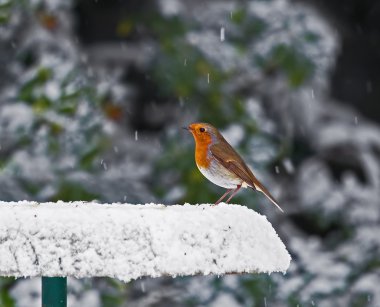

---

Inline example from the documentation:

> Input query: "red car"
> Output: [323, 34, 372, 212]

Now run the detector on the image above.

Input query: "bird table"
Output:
[0, 201, 291, 307]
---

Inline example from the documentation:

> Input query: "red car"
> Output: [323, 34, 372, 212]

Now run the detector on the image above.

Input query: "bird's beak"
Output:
[182, 126, 190, 131]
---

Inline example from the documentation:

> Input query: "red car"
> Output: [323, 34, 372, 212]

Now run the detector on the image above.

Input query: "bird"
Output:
[184, 122, 283, 212]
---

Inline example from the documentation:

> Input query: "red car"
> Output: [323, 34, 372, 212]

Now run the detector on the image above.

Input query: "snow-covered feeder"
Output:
[0, 201, 290, 281]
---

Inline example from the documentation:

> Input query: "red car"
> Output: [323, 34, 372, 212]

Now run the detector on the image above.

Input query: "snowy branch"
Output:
[0, 202, 290, 282]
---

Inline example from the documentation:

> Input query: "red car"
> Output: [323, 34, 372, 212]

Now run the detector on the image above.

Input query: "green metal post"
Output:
[42, 277, 67, 307]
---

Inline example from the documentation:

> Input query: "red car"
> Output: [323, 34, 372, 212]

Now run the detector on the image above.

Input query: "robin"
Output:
[184, 122, 283, 212]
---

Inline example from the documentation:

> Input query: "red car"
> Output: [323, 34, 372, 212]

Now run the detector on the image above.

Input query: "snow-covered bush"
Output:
[0, 1, 153, 204]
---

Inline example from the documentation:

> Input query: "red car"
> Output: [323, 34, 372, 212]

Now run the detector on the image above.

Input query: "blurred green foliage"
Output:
[257, 44, 314, 87]
[0, 0, 12, 24]
[0, 278, 15, 307]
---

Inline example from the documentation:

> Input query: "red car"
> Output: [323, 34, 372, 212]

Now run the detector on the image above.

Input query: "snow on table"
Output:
[0, 201, 290, 282]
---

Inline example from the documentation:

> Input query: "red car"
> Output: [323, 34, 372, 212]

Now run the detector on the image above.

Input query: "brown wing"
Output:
[210, 138, 284, 212]
[210, 139, 260, 188]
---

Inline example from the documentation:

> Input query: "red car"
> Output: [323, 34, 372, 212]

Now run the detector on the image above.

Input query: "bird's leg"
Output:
[214, 189, 233, 205]
[225, 185, 242, 203]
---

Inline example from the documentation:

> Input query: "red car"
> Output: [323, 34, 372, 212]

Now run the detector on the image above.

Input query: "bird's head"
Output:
[184, 122, 220, 145]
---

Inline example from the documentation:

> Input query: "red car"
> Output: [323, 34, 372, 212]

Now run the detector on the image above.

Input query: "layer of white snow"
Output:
[0, 202, 290, 282]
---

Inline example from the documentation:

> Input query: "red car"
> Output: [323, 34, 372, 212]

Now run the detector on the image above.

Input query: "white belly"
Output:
[197, 160, 243, 189]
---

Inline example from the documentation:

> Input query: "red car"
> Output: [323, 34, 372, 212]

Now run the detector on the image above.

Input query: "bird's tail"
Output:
[251, 183, 284, 213]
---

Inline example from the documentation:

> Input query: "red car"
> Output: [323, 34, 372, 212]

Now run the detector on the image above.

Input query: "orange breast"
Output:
[195, 138, 212, 168]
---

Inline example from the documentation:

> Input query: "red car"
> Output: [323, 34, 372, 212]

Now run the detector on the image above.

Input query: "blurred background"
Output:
[1, 0, 380, 306]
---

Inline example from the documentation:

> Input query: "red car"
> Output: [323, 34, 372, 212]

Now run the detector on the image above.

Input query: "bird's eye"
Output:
[199, 127, 205, 132]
